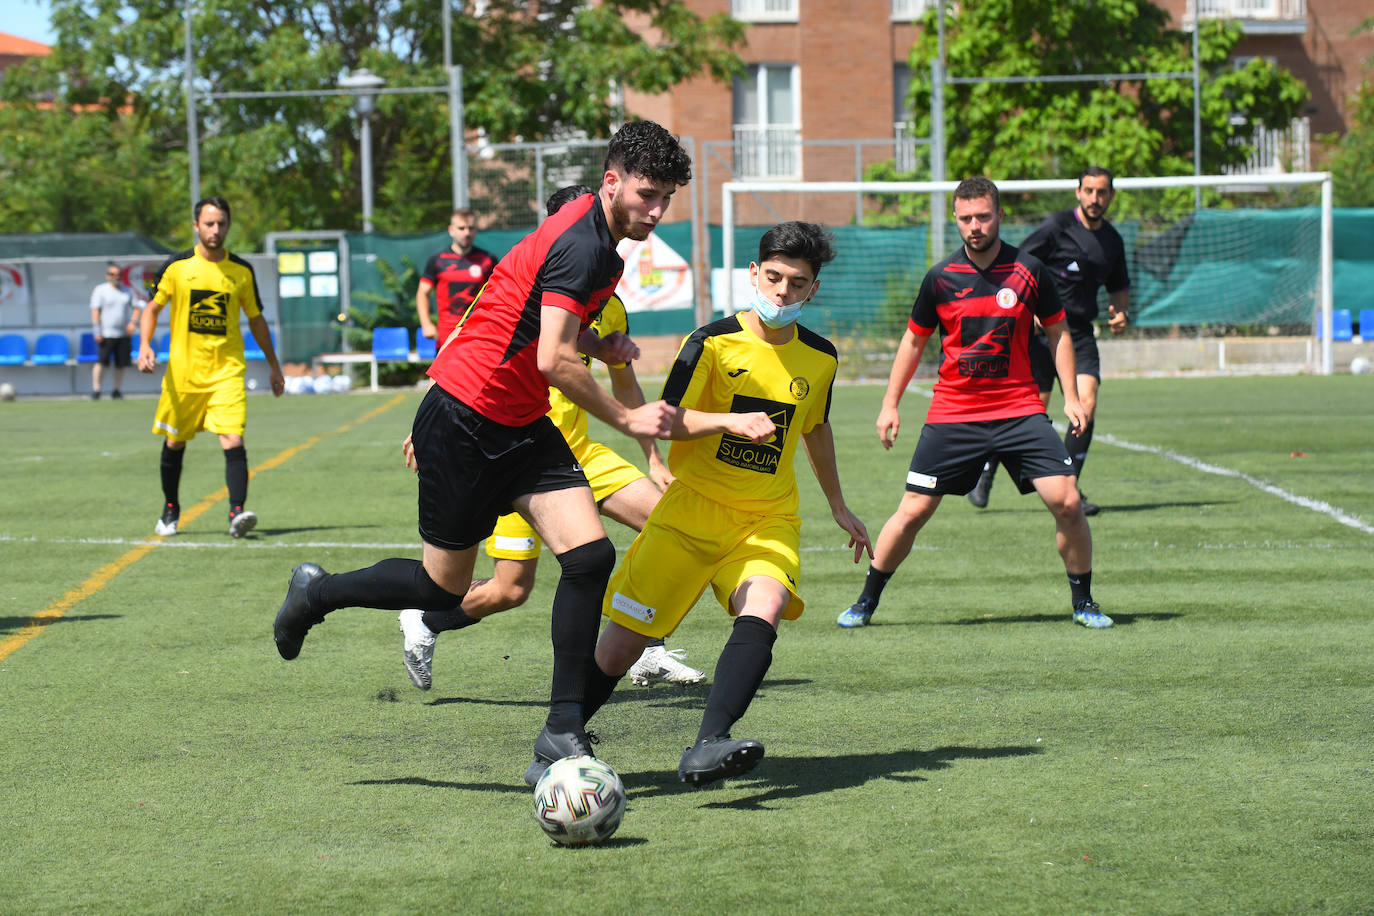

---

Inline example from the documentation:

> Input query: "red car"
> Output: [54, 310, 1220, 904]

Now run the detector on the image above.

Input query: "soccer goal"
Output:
[718, 174, 1335, 375]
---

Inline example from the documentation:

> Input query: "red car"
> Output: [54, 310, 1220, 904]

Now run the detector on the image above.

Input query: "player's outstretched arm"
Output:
[667, 407, 774, 444]
[802, 423, 873, 564]
[609, 362, 674, 490]
[1044, 319, 1087, 434]
[877, 327, 928, 450]
[539, 305, 675, 439]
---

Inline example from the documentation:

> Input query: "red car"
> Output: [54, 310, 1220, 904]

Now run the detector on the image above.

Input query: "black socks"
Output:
[223, 444, 248, 511]
[1064, 419, 1094, 478]
[696, 615, 777, 743]
[309, 557, 466, 614]
[545, 538, 616, 732]
[1067, 570, 1093, 606]
[858, 565, 894, 609]
[160, 442, 184, 507]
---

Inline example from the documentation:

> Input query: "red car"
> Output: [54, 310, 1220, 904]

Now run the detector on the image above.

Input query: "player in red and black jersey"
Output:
[838, 177, 1112, 630]
[968, 166, 1130, 514]
[415, 208, 496, 346]
[272, 121, 695, 775]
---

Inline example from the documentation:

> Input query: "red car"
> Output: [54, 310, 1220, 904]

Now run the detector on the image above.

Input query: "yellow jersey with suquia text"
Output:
[151, 248, 262, 392]
[661, 313, 836, 516]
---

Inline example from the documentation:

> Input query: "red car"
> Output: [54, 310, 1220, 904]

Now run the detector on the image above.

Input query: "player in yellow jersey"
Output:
[397, 186, 705, 695]
[579, 221, 873, 787]
[138, 196, 286, 538]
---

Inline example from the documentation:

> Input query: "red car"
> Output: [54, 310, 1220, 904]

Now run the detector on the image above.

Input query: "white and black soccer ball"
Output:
[0, 382, 15, 402]
[532, 755, 626, 846]
[1351, 356, 1371, 376]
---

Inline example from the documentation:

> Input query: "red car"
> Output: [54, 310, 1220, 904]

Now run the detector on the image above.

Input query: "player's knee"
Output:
[416, 565, 466, 613]
[555, 537, 616, 584]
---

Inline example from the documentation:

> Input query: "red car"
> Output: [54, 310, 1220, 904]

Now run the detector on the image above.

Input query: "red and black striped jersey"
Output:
[421, 245, 495, 341]
[427, 193, 622, 425]
[909, 243, 1065, 423]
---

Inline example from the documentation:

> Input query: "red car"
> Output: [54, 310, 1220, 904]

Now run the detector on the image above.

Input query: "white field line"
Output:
[900, 382, 1374, 536]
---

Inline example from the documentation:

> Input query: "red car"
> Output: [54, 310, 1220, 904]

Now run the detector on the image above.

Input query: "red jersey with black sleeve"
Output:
[909, 243, 1066, 424]
[427, 193, 622, 426]
[421, 245, 496, 343]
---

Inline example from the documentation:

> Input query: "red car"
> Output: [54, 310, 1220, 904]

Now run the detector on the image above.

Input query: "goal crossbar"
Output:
[720, 173, 1335, 374]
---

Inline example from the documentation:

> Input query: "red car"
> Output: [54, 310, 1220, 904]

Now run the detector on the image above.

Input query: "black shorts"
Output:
[412, 384, 588, 550]
[1029, 325, 1100, 392]
[906, 413, 1074, 496]
[98, 337, 132, 368]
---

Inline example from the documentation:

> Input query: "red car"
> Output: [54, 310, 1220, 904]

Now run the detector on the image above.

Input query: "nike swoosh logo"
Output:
[727, 368, 748, 377]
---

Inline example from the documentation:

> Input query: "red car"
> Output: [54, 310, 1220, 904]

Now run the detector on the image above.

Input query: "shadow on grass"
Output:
[947, 611, 1183, 626]
[623, 744, 1043, 809]
[425, 678, 810, 710]
[0, 613, 122, 635]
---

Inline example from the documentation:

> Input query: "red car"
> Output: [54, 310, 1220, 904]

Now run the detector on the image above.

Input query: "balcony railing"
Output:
[1185, 0, 1306, 33]
[732, 124, 802, 179]
[1223, 117, 1310, 176]
[730, 0, 798, 22]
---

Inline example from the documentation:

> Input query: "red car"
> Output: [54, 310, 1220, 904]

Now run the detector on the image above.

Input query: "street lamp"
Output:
[337, 67, 387, 232]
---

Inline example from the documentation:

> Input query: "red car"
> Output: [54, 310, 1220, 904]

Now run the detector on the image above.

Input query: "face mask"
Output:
[750, 276, 813, 329]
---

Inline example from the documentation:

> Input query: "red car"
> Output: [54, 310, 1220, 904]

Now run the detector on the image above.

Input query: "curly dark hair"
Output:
[545, 184, 595, 217]
[758, 221, 837, 276]
[603, 120, 692, 187]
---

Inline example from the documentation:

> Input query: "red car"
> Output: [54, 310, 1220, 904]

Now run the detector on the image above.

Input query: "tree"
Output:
[870, 0, 1308, 193]
[0, 1, 743, 248]
[1321, 17, 1374, 206]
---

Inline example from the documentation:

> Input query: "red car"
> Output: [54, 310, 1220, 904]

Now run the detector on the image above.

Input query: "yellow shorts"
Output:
[152, 379, 247, 442]
[485, 439, 646, 560]
[602, 482, 803, 640]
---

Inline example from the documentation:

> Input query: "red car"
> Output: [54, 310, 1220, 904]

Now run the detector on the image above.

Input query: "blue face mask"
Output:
[750, 277, 814, 329]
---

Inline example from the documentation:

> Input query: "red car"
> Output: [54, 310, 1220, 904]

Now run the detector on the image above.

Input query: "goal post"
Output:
[720, 173, 1335, 375]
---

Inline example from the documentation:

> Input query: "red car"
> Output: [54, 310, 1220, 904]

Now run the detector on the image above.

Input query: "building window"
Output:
[732, 64, 801, 179]
[731, 0, 799, 23]
[891, 0, 932, 21]
[893, 64, 919, 173]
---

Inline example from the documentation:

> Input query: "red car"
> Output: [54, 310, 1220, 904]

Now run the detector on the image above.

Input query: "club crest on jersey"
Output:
[188, 289, 230, 336]
[789, 377, 809, 400]
[996, 287, 1018, 309]
[718, 394, 793, 475]
[958, 315, 1014, 378]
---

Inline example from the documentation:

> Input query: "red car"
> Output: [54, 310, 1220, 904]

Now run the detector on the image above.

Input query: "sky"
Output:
[4, 0, 56, 45]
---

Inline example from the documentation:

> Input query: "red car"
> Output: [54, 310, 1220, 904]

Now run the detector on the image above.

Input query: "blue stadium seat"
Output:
[0, 334, 27, 365]
[244, 329, 275, 361]
[416, 333, 437, 361]
[130, 333, 140, 356]
[77, 332, 99, 363]
[1358, 309, 1374, 342]
[31, 333, 71, 365]
[371, 326, 410, 361]
[1329, 309, 1353, 341]
[154, 332, 170, 361]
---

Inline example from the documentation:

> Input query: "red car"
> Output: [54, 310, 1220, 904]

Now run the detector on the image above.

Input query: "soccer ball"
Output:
[532, 755, 626, 846]
[310, 374, 334, 394]
[330, 373, 352, 393]
[0, 382, 15, 401]
[1351, 356, 1371, 376]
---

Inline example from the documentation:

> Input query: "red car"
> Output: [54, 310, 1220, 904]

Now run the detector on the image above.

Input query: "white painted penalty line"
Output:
[901, 383, 1374, 536]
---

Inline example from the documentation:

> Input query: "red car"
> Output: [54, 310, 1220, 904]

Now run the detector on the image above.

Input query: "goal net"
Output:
[717, 175, 1334, 376]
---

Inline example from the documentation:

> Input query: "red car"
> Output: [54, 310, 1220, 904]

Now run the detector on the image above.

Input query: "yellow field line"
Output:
[0, 393, 408, 662]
